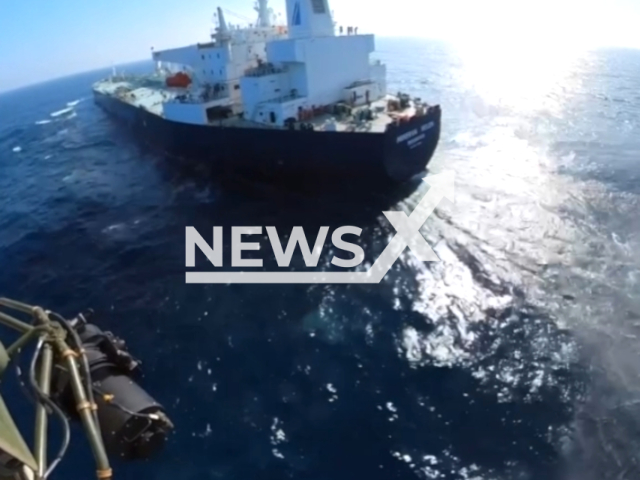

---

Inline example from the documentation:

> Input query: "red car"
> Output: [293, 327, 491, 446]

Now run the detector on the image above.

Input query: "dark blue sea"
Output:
[2, 37, 640, 480]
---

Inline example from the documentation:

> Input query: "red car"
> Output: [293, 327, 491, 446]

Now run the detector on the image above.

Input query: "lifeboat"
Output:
[166, 72, 192, 88]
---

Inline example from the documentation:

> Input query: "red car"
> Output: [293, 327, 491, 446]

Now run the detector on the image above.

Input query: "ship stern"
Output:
[382, 106, 441, 183]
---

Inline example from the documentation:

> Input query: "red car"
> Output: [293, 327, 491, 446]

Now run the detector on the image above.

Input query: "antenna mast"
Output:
[215, 7, 231, 43]
[254, 0, 271, 27]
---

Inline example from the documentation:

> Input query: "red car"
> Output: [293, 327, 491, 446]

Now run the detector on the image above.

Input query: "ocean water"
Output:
[1, 37, 640, 480]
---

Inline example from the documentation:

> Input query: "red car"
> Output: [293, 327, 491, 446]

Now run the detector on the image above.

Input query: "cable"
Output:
[28, 337, 71, 480]
[48, 311, 102, 439]
[221, 7, 254, 24]
[14, 348, 38, 406]
[92, 385, 163, 422]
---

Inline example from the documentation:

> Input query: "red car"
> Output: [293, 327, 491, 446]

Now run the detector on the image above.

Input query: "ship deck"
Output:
[94, 76, 420, 134]
[93, 75, 185, 117]
[210, 97, 417, 134]
[313, 100, 417, 133]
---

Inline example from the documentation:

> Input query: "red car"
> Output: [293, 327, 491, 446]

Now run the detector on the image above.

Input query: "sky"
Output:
[1, 0, 640, 93]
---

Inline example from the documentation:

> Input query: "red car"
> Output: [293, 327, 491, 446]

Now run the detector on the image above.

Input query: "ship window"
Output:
[311, 0, 326, 14]
[269, 111, 276, 123]
[234, 84, 240, 90]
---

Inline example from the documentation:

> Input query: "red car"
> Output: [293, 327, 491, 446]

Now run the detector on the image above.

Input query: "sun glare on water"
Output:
[424, 0, 605, 201]
[448, 0, 596, 114]
[454, 41, 586, 116]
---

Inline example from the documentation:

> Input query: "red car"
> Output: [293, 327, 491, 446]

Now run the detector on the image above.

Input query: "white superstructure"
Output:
[152, 2, 287, 86]
[149, 0, 288, 116]
[240, 0, 387, 126]
[94, 0, 402, 132]
[94, 1, 288, 121]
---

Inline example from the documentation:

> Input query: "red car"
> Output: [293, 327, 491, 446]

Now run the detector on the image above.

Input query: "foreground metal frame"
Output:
[0, 298, 112, 480]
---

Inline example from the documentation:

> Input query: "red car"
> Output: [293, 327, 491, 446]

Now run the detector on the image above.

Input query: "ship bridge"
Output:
[238, 0, 387, 126]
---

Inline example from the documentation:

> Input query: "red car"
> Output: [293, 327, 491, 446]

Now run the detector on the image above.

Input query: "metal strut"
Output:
[0, 298, 112, 480]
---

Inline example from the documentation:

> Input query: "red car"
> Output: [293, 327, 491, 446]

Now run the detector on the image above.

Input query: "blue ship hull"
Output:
[93, 91, 441, 189]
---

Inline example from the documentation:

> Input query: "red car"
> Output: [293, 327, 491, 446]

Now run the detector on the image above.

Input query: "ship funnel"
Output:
[285, 0, 334, 38]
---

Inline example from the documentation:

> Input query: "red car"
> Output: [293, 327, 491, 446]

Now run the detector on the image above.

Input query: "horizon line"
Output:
[1, 36, 639, 97]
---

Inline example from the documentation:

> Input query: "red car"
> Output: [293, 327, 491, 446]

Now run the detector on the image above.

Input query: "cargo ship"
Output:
[92, 0, 441, 189]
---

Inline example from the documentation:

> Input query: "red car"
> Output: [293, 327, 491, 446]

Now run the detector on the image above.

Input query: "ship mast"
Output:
[215, 6, 231, 43]
[254, 0, 271, 27]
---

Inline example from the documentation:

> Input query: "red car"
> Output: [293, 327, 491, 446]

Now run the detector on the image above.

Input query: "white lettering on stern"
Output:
[396, 129, 418, 143]
[421, 121, 435, 132]
[396, 121, 435, 144]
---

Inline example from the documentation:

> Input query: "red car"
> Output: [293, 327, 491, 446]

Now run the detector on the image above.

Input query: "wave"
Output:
[12, 146, 21, 152]
[35, 119, 52, 125]
[0, 126, 27, 144]
[50, 107, 73, 117]
[66, 98, 83, 107]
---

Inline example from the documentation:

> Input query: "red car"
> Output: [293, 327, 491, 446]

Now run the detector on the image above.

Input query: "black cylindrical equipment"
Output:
[51, 315, 173, 461]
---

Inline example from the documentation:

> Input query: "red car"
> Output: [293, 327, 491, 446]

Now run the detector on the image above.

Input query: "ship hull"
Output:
[93, 90, 441, 190]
